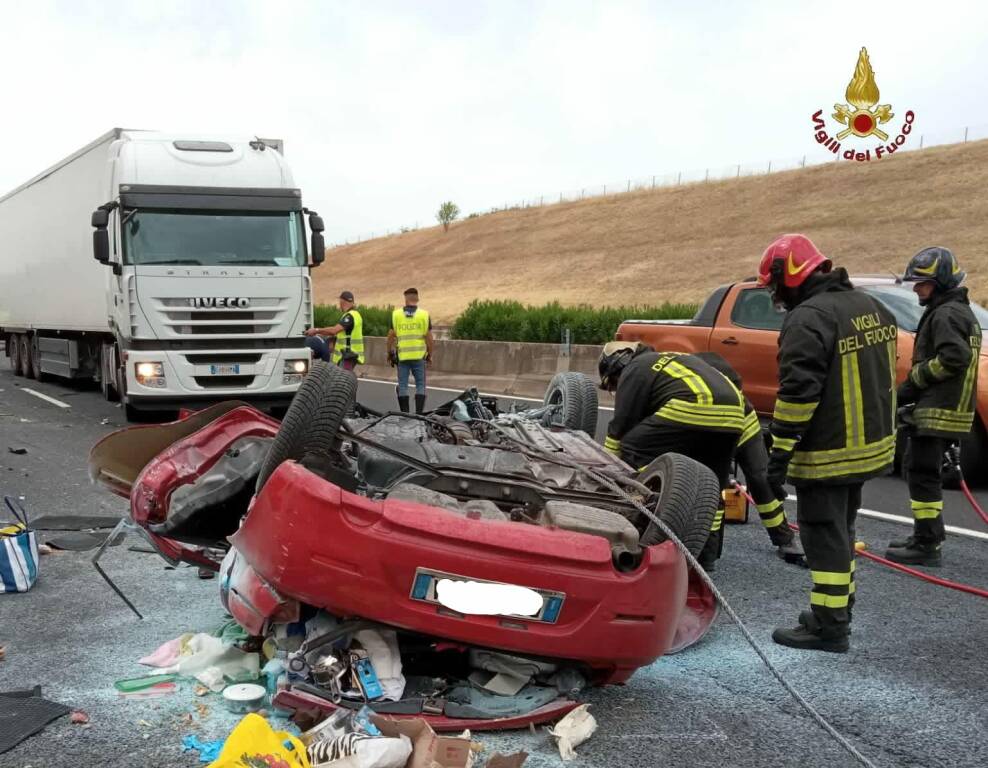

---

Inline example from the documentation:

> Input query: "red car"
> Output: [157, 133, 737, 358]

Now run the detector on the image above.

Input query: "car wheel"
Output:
[543, 372, 598, 435]
[637, 452, 721, 557]
[10, 335, 25, 376]
[255, 362, 358, 492]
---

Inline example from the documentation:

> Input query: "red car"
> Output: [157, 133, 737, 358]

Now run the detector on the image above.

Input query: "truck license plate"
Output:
[209, 364, 240, 375]
[409, 567, 565, 623]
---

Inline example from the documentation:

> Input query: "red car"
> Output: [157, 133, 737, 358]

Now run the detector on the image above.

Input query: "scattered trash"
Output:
[193, 684, 209, 697]
[118, 682, 177, 700]
[309, 731, 412, 768]
[374, 716, 481, 768]
[114, 673, 180, 693]
[547, 704, 597, 761]
[221, 683, 266, 714]
[1, 497, 38, 594]
[37, 544, 53, 556]
[195, 701, 210, 719]
[182, 734, 224, 763]
[139, 635, 189, 668]
[353, 628, 406, 701]
[0, 645, 5, 662]
[100, 418, 110, 425]
[204, 713, 308, 768]
[7, 447, 27, 455]
[70, 710, 90, 725]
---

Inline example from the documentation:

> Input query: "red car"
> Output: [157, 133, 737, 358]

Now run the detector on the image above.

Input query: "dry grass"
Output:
[314, 140, 988, 322]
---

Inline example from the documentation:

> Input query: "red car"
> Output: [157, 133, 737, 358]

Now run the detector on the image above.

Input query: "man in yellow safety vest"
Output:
[304, 290, 365, 371]
[387, 288, 434, 413]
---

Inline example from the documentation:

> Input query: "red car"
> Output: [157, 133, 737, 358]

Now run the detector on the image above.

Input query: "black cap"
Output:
[339, 290, 354, 302]
[403, 287, 418, 296]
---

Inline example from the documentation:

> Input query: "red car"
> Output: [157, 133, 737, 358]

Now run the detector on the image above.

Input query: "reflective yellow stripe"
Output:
[761, 511, 785, 528]
[788, 445, 895, 480]
[841, 351, 865, 448]
[810, 592, 850, 608]
[738, 411, 761, 445]
[771, 436, 796, 452]
[333, 310, 365, 364]
[392, 308, 430, 361]
[909, 364, 926, 387]
[850, 559, 856, 573]
[756, 498, 783, 515]
[888, 340, 898, 425]
[663, 360, 713, 404]
[604, 436, 621, 455]
[911, 500, 943, 520]
[811, 570, 851, 586]
[772, 399, 819, 424]
[958, 344, 978, 412]
[655, 400, 745, 430]
[710, 508, 724, 532]
[848, 580, 856, 594]
[927, 357, 949, 381]
[914, 407, 975, 433]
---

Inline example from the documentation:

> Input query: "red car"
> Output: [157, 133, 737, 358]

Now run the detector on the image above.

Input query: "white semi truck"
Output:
[0, 129, 324, 417]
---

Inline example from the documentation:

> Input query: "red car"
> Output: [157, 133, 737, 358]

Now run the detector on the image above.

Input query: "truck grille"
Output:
[153, 298, 286, 338]
[183, 353, 263, 365]
[193, 375, 256, 388]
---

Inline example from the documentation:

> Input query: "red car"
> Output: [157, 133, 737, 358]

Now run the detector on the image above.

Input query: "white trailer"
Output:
[0, 129, 325, 417]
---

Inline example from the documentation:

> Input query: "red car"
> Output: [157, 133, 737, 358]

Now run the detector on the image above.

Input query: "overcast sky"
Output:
[1, 1, 986, 242]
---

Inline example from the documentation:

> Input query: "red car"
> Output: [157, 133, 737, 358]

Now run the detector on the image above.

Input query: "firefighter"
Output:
[599, 342, 746, 570]
[758, 233, 896, 652]
[887, 247, 981, 566]
[694, 352, 805, 564]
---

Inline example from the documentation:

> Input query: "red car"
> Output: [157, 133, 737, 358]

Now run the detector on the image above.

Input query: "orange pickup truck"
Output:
[615, 276, 988, 477]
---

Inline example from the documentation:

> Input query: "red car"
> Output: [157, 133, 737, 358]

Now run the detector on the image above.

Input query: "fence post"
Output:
[677, 171, 681, 185]
[651, 175, 655, 188]
[964, 127, 969, 143]
[540, 195, 544, 206]
[560, 192, 563, 203]
[603, 184, 606, 195]
[801, 155, 806, 168]
[561, 328, 572, 357]
[767, 160, 772, 173]
[920, 135, 924, 149]
[736, 164, 740, 178]
[627, 180, 631, 192]
[704, 169, 709, 182]
[581, 188, 584, 199]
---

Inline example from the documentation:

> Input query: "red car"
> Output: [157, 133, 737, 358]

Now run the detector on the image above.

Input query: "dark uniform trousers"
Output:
[736, 433, 788, 541]
[796, 483, 860, 634]
[905, 435, 947, 543]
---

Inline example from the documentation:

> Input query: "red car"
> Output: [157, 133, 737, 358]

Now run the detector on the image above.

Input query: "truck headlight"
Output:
[135, 362, 166, 388]
[283, 358, 308, 385]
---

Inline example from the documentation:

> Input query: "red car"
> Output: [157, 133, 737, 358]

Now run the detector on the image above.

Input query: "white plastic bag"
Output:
[548, 704, 597, 761]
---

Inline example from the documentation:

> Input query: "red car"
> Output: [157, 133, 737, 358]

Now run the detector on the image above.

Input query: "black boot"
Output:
[884, 540, 942, 567]
[768, 522, 806, 566]
[800, 609, 851, 635]
[773, 612, 849, 653]
[397, 395, 410, 413]
[415, 394, 427, 415]
[887, 534, 917, 549]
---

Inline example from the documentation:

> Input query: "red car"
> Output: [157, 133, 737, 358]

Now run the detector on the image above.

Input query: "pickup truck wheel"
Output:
[256, 362, 357, 492]
[543, 372, 597, 435]
[637, 452, 721, 557]
[10, 334, 25, 376]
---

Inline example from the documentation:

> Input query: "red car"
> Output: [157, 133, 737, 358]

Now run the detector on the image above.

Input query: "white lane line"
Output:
[359, 376, 616, 411]
[21, 388, 72, 409]
[787, 494, 988, 541]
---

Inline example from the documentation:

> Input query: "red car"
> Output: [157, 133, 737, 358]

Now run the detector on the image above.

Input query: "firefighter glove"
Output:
[897, 378, 920, 405]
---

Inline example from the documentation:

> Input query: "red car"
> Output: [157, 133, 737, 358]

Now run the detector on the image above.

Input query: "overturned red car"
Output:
[90, 364, 722, 726]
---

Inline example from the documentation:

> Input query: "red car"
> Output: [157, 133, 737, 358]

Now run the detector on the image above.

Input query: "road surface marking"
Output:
[21, 388, 71, 409]
[359, 377, 616, 411]
[787, 494, 988, 541]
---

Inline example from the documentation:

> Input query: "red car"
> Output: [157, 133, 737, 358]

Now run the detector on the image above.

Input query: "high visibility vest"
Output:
[392, 308, 429, 362]
[332, 309, 364, 365]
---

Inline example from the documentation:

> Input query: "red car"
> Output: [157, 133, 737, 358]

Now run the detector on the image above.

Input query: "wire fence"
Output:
[331, 122, 988, 247]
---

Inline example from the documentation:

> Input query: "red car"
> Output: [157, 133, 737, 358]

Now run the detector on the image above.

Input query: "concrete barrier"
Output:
[356, 336, 606, 401]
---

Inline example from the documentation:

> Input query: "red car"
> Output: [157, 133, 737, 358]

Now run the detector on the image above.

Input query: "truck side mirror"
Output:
[308, 212, 325, 266]
[92, 208, 110, 265]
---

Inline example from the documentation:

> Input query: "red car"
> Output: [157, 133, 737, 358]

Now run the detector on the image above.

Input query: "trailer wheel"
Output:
[637, 452, 721, 557]
[255, 362, 357, 492]
[543, 372, 598, 435]
[18, 335, 33, 379]
[30, 336, 45, 381]
[10, 335, 25, 376]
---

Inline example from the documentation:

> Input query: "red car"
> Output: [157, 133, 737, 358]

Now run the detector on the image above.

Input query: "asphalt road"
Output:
[1, 366, 987, 768]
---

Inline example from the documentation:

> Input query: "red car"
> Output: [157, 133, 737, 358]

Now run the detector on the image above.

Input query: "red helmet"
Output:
[757, 234, 831, 289]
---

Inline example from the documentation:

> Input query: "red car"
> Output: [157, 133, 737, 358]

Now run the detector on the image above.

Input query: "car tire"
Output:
[255, 362, 358, 492]
[637, 452, 721, 557]
[10, 334, 25, 376]
[543, 372, 597, 435]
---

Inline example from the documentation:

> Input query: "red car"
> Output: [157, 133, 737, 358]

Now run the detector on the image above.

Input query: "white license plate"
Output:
[409, 567, 565, 623]
[209, 364, 240, 375]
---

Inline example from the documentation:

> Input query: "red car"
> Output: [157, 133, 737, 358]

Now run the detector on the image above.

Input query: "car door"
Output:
[708, 286, 785, 414]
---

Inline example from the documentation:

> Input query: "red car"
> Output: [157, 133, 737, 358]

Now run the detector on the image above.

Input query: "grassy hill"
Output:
[315, 140, 988, 322]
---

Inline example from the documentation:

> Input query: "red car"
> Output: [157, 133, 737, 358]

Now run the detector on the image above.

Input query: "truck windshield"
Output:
[122, 210, 305, 267]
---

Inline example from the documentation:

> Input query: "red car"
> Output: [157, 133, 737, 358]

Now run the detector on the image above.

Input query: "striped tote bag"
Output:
[1, 497, 39, 593]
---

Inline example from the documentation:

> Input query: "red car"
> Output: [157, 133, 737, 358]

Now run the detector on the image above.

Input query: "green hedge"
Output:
[450, 300, 698, 344]
[314, 304, 394, 337]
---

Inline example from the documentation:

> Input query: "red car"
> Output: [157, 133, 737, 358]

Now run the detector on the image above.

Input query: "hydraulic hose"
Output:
[732, 483, 988, 600]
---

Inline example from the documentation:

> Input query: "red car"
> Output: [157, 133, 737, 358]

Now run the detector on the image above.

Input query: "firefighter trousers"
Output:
[794, 482, 861, 636]
[905, 434, 947, 544]
[621, 423, 736, 563]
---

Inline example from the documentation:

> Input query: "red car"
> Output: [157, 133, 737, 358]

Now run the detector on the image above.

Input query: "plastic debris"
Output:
[7, 447, 27, 455]
[182, 734, 224, 763]
[70, 710, 89, 725]
[193, 684, 209, 697]
[548, 704, 597, 761]
[308, 732, 412, 768]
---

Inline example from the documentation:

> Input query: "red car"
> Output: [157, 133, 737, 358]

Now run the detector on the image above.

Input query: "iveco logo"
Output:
[188, 297, 251, 308]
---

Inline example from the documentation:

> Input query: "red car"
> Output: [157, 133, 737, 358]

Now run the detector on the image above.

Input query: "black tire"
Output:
[255, 362, 357, 492]
[30, 336, 45, 381]
[543, 372, 597, 435]
[575, 373, 599, 436]
[10, 335, 25, 376]
[637, 452, 721, 557]
[19, 335, 33, 379]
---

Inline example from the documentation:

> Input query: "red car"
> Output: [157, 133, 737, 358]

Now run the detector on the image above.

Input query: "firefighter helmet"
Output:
[903, 246, 965, 291]
[598, 341, 644, 391]
[757, 234, 831, 289]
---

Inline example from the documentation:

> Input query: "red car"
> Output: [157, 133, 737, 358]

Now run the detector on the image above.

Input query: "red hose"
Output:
[730, 482, 988, 599]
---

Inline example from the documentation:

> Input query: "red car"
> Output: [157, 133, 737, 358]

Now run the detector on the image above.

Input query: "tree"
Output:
[436, 201, 460, 232]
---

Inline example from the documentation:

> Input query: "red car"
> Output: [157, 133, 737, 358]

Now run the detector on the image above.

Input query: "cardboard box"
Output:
[372, 716, 480, 768]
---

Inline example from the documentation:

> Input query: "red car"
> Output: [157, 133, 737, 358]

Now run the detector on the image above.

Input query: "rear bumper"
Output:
[228, 461, 699, 683]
